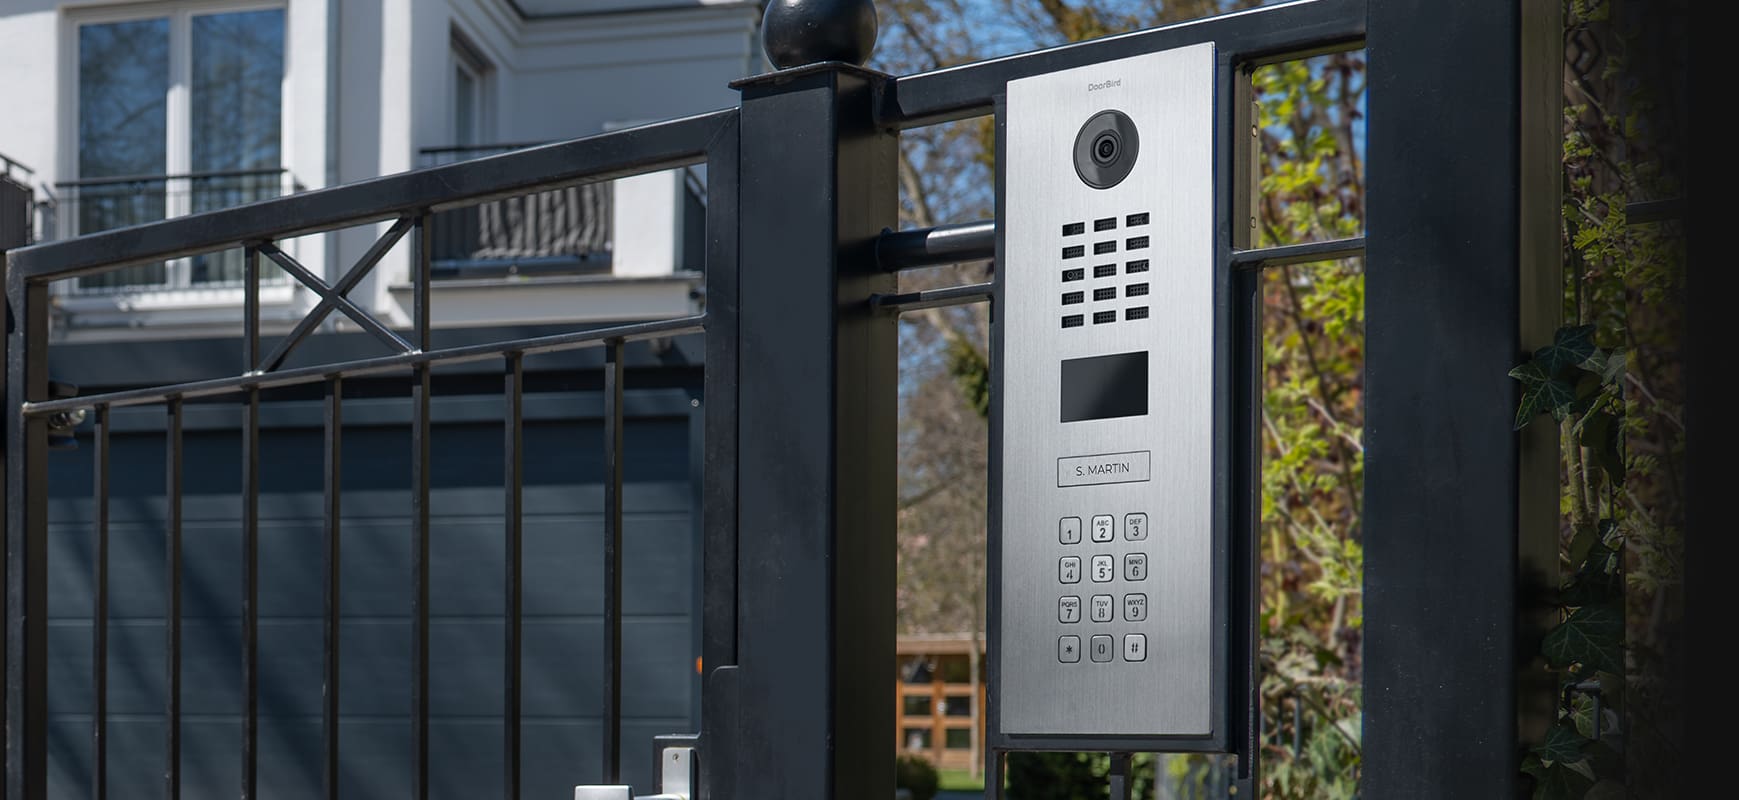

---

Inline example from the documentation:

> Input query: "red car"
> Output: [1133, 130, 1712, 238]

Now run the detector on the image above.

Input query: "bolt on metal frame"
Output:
[3, 0, 1563, 796]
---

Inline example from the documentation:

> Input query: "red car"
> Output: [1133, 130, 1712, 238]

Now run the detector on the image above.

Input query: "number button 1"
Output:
[1059, 556, 1082, 584]
[1124, 513, 1147, 541]
[1091, 515, 1115, 542]
[1060, 517, 1082, 544]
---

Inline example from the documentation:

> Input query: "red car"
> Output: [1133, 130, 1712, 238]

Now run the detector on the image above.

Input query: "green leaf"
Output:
[1542, 379, 1578, 421]
[1515, 379, 1576, 429]
[1534, 720, 1589, 764]
[1568, 693, 1598, 739]
[1523, 754, 1595, 800]
[1542, 603, 1623, 673]
[1601, 346, 1626, 385]
[1509, 361, 1549, 387]
[1535, 325, 1598, 375]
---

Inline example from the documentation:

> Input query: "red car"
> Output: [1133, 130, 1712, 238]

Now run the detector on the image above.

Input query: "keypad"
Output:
[1055, 511, 1152, 663]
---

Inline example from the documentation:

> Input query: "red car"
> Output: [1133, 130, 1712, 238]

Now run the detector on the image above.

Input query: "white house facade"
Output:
[0, 0, 764, 342]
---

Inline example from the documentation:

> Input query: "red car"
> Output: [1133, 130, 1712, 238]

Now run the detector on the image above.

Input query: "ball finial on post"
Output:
[761, 0, 879, 69]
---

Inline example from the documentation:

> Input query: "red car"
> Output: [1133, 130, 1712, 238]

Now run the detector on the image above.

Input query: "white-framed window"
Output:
[63, 2, 288, 292]
[451, 31, 494, 149]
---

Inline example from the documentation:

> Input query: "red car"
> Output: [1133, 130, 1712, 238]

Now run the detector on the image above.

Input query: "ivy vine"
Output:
[1511, 324, 1627, 800]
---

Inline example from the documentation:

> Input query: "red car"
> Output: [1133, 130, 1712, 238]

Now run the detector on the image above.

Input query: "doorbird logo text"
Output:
[1088, 78, 1123, 92]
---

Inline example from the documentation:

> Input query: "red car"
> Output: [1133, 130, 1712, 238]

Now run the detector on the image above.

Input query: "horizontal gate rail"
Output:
[882, 0, 1366, 128]
[18, 316, 704, 415]
[6, 109, 736, 281]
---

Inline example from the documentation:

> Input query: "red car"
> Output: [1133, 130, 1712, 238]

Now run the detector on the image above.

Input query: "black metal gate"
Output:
[5, 0, 1565, 796]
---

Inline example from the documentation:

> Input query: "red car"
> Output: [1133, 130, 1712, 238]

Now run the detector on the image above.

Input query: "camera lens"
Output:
[1092, 132, 1119, 165]
[1073, 110, 1138, 189]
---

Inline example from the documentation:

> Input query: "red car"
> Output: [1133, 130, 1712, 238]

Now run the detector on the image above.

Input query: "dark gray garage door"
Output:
[40, 364, 702, 798]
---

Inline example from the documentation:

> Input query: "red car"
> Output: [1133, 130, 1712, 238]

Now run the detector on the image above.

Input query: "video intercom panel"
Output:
[992, 43, 1221, 742]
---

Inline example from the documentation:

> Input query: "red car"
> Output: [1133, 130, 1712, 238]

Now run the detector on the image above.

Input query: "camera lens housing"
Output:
[1073, 110, 1139, 189]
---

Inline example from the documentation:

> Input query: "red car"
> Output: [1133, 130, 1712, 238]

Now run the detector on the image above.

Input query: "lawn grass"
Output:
[938, 768, 986, 792]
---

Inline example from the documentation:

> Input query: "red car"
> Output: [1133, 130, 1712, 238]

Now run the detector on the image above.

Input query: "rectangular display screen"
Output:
[1060, 351, 1148, 422]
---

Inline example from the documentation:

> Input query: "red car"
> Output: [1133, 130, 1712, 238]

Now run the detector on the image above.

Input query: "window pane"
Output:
[902, 696, 931, 717]
[192, 9, 284, 284]
[455, 65, 477, 146]
[77, 18, 169, 288]
[901, 728, 932, 750]
[945, 728, 971, 749]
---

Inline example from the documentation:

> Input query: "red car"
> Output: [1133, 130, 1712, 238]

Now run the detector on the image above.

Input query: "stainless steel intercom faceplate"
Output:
[994, 43, 1217, 740]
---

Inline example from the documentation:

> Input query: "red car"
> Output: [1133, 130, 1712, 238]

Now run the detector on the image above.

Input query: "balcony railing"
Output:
[418, 143, 613, 278]
[52, 168, 301, 293]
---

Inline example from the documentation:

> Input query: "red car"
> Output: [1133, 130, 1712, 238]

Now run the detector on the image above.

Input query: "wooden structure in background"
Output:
[896, 634, 987, 774]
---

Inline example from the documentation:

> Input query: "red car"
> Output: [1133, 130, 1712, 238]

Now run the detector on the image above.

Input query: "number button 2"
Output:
[1091, 515, 1115, 543]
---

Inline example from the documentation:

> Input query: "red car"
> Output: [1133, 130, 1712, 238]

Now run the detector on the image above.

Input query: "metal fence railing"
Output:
[50, 169, 300, 293]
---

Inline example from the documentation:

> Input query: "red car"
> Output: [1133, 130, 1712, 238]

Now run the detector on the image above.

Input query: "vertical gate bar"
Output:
[4, 275, 48, 800]
[410, 213, 433, 800]
[733, 65, 900, 800]
[1227, 62, 1261, 797]
[503, 352, 524, 800]
[244, 244, 260, 371]
[242, 243, 262, 800]
[241, 243, 261, 797]
[1364, 0, 1563, 794]
[91, 405, 111, 800]
[698, 110, 741, 800]
[983, 96, 1007, 800]
[165, 396, 184, 800]
[241, 383, 261, 800]
[601, 338, 625, 784]
[323, 376, 343, 800]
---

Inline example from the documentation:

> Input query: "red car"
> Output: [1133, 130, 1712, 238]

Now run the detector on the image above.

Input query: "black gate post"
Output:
[1364, 0, 1563, 795]
[728, 58, 900, 799]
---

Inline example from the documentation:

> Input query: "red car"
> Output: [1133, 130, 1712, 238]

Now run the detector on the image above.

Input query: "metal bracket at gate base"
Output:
[574, 745, 696, 800]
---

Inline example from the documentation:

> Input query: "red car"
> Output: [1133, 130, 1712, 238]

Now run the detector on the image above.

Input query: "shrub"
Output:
[896, 754, 940, 800]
